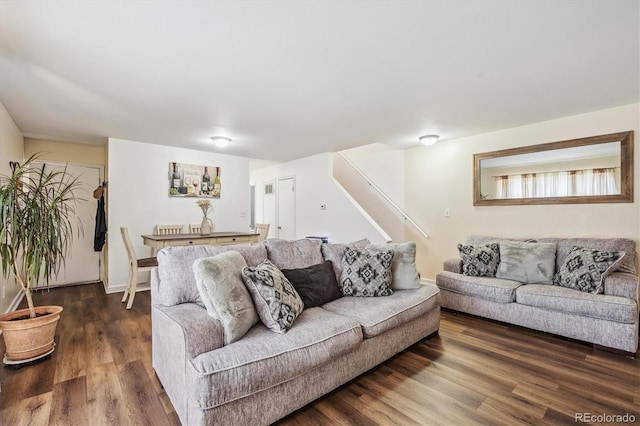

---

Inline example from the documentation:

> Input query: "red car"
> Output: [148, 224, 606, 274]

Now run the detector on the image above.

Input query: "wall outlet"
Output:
[444, 208, 451, 217]
[240, 211, 246, 217]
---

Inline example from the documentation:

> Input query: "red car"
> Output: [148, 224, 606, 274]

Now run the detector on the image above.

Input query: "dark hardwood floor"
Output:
[1, 283, 638, 425]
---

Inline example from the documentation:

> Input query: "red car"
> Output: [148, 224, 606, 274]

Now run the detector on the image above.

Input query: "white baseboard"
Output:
[420, 277, 436, 285]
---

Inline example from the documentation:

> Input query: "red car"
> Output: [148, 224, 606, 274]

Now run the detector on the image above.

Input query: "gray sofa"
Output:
[436, 236, 639, 353]
[150, 239, 440, 425]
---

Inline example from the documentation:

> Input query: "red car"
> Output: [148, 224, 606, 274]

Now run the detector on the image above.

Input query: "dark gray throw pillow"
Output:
[281, 260, 342, 308]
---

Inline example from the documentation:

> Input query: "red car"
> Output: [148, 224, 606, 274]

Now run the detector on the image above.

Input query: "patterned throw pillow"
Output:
[340, 247, 394, 297]
[457, 243, 500, 277]
[241, 260, 304, 333]
[552, 247, 625, 294]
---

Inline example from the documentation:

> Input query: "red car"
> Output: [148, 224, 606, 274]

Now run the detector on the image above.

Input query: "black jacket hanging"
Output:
[94, 193, 107, 251]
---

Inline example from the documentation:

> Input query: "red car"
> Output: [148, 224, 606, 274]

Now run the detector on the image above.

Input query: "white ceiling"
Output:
[1, 1, 638, 162]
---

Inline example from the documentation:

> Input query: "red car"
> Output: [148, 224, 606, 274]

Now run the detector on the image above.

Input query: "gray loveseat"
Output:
[151, 239, 440, 425]
[436, 236, 639, 353]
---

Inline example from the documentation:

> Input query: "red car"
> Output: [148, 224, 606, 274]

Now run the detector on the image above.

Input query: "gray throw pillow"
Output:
[340, 247, 394, 297]
[366, 241, 421, 289]
[281, 260, 342, 308]
[457, 243, 500, 277]
[241, 259, 304, 333]
[192, 251, 259, 345]
[552, 247, 625, 294]
[496, 241, 557, 284]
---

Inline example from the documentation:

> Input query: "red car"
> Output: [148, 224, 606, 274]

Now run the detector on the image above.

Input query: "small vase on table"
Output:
[196, 199, 213, 235]
[200, 217, 213, 235]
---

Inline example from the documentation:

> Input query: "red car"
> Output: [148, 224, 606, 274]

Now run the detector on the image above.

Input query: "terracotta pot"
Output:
[0, 305, 63, 361]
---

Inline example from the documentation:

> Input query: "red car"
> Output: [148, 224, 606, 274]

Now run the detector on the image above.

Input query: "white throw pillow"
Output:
[192, 251, 259, 345]
[366, 241, 421, 289]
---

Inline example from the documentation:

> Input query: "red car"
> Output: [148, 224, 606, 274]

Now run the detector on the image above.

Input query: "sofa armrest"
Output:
[604, 272, 639, 302]
[153, 303, 224, 359]
[151, 303, 223, 421]
[443, 258, 462, 274]
[151, 267, 160, 306]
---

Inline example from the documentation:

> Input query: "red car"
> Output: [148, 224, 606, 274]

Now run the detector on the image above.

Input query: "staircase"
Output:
[332, 152, 428, 243]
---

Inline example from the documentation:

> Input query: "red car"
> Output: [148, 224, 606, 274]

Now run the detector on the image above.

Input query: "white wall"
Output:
[405, 103, 640, 279]
[251, 152, 388, 244]
[0, 101, 24, 313]
[107, 138, 251, 292]
[341, 143, 405, 209]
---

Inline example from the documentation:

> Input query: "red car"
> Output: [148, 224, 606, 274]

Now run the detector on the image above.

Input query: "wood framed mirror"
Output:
[474, 131, 634, 206]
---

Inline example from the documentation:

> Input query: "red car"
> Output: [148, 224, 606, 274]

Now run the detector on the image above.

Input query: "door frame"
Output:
[33, 160, 105, 285]
[276, 176, 296, 239]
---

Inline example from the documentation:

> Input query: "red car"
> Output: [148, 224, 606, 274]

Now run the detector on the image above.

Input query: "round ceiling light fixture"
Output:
[419, 134, 440, 146]
[211, 136, 231, 148]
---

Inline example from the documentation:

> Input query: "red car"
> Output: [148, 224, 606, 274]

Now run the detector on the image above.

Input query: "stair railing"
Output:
[336, 152, 429, 239]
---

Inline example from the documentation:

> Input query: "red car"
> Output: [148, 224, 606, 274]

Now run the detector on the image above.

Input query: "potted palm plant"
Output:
[0, 154, 81, 365]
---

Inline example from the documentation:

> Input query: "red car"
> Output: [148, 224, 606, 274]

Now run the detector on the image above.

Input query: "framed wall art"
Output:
[169, 162, 221, 198]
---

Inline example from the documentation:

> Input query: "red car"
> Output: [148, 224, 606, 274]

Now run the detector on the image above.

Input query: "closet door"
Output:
[276, 177, 296, 240]
[37, 162, 102, 286]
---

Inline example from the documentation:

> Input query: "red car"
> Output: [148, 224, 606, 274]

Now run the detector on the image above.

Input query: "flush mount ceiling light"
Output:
[419, 134, 440, 146]
[211, 136, 231, 148]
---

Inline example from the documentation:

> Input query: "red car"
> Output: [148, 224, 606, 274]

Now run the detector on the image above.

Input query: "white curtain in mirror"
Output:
[495, 168, 617, 198]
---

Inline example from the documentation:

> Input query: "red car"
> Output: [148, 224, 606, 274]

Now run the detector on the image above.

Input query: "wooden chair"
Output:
[121, 227, 158, 309]
[155, 224, 183, 235]
[255, 223, 270, 242]
[189, 224, 201, 234]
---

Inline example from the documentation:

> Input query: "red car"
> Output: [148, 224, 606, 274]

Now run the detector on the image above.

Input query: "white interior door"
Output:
[38, 162, 102, 287]
[277, 177, 296, 240]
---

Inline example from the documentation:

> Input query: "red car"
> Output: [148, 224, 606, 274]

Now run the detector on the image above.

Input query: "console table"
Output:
[142, 231, 259, 253]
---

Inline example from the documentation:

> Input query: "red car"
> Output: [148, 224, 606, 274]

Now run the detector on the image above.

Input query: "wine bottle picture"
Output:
[213, 167, 221, 197]
[170, 162, 182, 195]
[172, 162, 181, 187]
[202, 166, 211, 195]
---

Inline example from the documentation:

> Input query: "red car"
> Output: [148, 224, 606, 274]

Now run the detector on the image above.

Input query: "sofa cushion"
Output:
[281, 260, 342, 308]
[340, 247, 394, 297]
[321, 284, 440, 338]
[241, 260, 304, 333]
[192, 252, 259, 345]
[264, 238, 323, 269]
[457, 243, 500, 277]
[516, 284, 638, 324]
[496, 241, 556, 284]
[189, 307, 362, 408]
[320, 239, 370, 282]
[157, 244, 268, 307]
[539, 237, 637, 275]
[436, 270, 521, 303]
[366, 241, 421, 290]
[552, 247, 625, 294]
